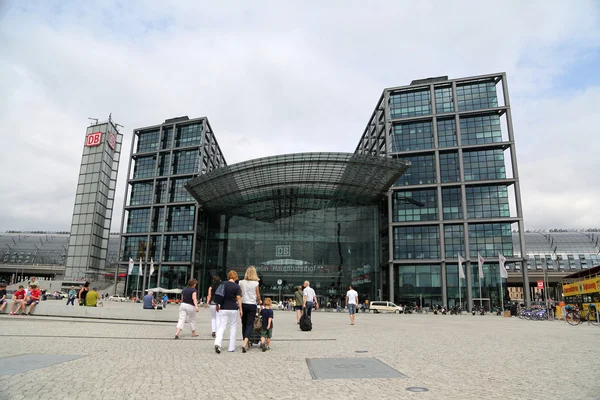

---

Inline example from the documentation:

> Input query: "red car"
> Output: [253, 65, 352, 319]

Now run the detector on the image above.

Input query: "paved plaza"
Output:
[0, 308, 598, 400]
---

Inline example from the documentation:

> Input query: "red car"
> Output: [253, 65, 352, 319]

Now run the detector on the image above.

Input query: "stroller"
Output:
[249, 310, 263, 347]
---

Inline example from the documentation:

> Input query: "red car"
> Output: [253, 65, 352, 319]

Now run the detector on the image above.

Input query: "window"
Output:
[170, 178, 194, 202]
[444, 225, 464, 258]
[468, 223, 513, 258]
[171, 150, 200, 175]
[460, 114, 502, 146]
[392, 190, 437, 222]
[456, 81, 498, 112]
[162, 235, 193, 262]
[122, 236, 148, 261]
[151, 207, 165, 232]
[130, 182, 154, 205]
[442, 187, 462, 220]
[435, 86, 453, 113]
[463, 149, 506, 181]
[132, 156, 156, 179]
[440, 152, 460, 183]
[166, 206, 195, 232]
[174, 124, 202, 148]
[393, 226, 440, 259]
[465, 185, 510, 219]
[161, 127, 173, 150]
[157, 154, 170, 176]
[136, 130, 159, 153]
[154, 180, 168, 204]
[437, 119, 457, 148]
[126, 208, 150, 233]
[391, 121, 433, 152]
[390, 89, 431, 118]
[395, 154, 436, 186]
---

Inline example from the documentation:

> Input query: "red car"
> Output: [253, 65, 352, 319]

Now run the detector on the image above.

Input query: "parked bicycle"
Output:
[564, 304, 599, 326]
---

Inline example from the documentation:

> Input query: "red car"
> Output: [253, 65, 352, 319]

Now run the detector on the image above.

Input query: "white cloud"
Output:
[0, 0, 599, 231]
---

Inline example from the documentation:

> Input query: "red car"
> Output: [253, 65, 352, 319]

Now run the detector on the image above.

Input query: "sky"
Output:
[0, 0, 599, 232]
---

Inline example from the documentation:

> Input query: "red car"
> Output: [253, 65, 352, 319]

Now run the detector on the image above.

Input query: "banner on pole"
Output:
[139, 258, 143, 276]
[149, 258, 155, 276]
[128, 258, 134, 275]
[537, 280, 544, 289]
[477, 253, 485, 279]
[458, 254, 465, 279]
[499, 254, 508, 278]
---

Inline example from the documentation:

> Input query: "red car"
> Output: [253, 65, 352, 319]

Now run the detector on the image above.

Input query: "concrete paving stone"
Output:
[0, 309, 599, 399]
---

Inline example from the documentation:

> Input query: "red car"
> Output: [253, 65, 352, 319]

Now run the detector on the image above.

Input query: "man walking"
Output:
[346, 284, 359, 325]
[302, 281, 318, 318]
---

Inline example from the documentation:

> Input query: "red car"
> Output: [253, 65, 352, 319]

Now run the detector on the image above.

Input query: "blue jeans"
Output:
[304, 301, 313, 317]
[66, 297, 75, 306]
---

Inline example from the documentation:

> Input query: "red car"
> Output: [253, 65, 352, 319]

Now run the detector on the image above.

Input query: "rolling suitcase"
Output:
[300, 310, 312, 331]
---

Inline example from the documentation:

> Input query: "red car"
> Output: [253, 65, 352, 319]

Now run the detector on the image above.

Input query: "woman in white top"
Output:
[239, 266, 261, 353]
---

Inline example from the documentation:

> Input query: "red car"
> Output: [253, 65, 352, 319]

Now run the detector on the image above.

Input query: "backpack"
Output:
[212, 282, 226, 306]
[300, 313, 312, 331]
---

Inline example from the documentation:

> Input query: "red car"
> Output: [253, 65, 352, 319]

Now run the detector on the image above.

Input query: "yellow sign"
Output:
[563, 277, 600, 296]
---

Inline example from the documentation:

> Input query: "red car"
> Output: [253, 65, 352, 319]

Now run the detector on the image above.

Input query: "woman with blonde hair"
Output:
[239, 265, 262, 353]
[175, 279, 199, 339]
[214, 270, 242, 353]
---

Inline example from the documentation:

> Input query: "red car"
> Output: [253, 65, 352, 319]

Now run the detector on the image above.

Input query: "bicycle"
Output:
[565, 305, 581, 325]
[565, 305, 599, 326]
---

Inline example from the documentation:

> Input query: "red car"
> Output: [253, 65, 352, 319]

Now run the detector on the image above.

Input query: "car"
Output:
[369, 301, 404, 314]
[108, 295, 127, 302]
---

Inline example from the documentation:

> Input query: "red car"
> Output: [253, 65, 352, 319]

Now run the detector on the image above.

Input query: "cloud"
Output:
[0, 0, 599, 232]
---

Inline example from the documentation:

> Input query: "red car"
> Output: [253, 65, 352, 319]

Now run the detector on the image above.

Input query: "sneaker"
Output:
[215, 345, 221, 354]
[174, 335, 179, 340]
[262, 346, 267, 352]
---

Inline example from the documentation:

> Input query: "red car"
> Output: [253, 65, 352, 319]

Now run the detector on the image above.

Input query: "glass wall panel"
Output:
[442, 188, 462, 220]
[395, 155, 436, 186]
[171, 150, 200, 175]
[154, 180, 168, 204]
[137, 130, 159, 153]
[161, 127, 173, 150]
[126, 208, 151, 233]
[151, 207, 165, 233]
[163, 234, 193, 262]
[390, 89, 431, 118]
[468, 223, 513, 258]
[444, 225, 464, 258]
[460, 114, 502, 146]
[175, 123, 203, 148]
[166, 205, 195, 232]
[393, 226, 440, 259]
[439, 152, 460, 183]
[466, 185, 510, 219]
[391, 121, 433, 152]
[463, 149, 506, 181]
[122, 236, 148, 261]
[397, 265, 442, 307]
[133, 156, 156, 179]
[435, 86, 453, 113]
[457, 81, 498, 112]
[392, 190, 437, 222]
[157, 154, 170, 176]
[170, 178, 195, 202]
[130, 182, 154, 206]
[437, 118, 457, 148]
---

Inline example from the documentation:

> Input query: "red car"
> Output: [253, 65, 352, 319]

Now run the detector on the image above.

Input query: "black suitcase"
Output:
[300, 314, 312, 331]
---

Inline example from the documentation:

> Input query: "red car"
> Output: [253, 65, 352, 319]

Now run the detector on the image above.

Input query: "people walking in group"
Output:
[79, 282, 90, 306]
[239, 266, 262, 353]
[294, 285, 304, 324]
[302, 280, 318, 317]
[260, 297, 274, 352]
[66, 286, 77, 306]
[214, 270, 242, 354]
[206, 275, 222, 338]
[346, 284, 358, 325]
[175, 279, 199, 339]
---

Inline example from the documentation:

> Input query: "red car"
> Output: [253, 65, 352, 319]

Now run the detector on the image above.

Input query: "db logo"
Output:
[86, 132, 102, 147]
[108, 133, 117, 150]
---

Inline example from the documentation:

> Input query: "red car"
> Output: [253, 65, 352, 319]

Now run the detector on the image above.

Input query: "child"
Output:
[10, 285, 26, 315]
[260, 297, 274, 352]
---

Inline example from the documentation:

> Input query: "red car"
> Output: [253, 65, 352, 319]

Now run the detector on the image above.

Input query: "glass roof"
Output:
[513, 232, 600, 257]
[185, 152, 410, 222]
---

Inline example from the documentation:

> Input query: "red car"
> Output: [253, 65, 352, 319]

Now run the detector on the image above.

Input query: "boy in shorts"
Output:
[260, 297, 274, 352]
[25, 283, 41, 315]
[10, 285, 26, 315]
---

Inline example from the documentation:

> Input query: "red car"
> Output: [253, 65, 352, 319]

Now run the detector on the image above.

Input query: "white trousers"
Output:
[214, 309, 238, 351]
[210, 304, 218, 332]
[176, 303, 197, 331]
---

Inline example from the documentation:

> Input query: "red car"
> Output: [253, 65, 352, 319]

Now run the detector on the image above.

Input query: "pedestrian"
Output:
[143, 291, 156, 309]
[0, 282, 7, 313]
[9, 285, 26, 315]
[79, 282, 90, 306]
[214, 270, 242, 354]
[175, 279, 199, 339]
[25, 283, 41, 315]
[346, 284, 358, 325]
[294, 285, 303, 324]
[86, 287, 100, 307]
[66, 286, 77, 306]
[206, 275, 222, 338]
[260, 297, 274, 352]
[239, 266, 262, 353]
[163, 293, 168, 308]
[302, 281, 319, 318]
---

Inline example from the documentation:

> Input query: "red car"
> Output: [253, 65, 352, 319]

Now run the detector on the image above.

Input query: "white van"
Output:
[369, 301, 403, 314]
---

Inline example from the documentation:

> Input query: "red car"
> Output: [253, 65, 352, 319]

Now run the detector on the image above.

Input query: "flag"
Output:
[149, 258, 154, 276]
[458, 254, 465, 279]
[127, 258, 134, 275]
[477, 253, 485, 279]
[499, 253, 508, 279]
[139, 258, 143, 276]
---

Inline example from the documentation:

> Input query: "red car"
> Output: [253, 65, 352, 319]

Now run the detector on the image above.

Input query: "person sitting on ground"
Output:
[260, 297, 274, 352]
[10, 285, 26, 315]
[26, 283, 42, 315]
[143, 291, 156, 309]
[0, 283, 7, 313]
[86, 287, 100, 307]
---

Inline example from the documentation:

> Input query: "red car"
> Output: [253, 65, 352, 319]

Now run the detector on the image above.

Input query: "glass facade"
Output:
[463, 149, 506, 181]
[460, 114, 502, 146]
[395, 154, 436, 186]
[393, 226, 440, 260]
[397, 265, 442, 306]
[392, 190, 437, 222]
[391, 121, 433, 152]
[437, 118, 457, 148]
[456, 81, 498, 111]
[390, 89, 431, 118]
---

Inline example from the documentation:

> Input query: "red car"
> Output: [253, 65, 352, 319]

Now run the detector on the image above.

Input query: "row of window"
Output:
[136, 124, 203, 153]
[389, 81, 499, 119]
[393, 223, 513, 260]
[133, 149, 202, 178]
[129, 178, 195, 205]
[395, 149, 507, 186]
[122, 235, 193, 262]
[126, 206, 196, 233]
